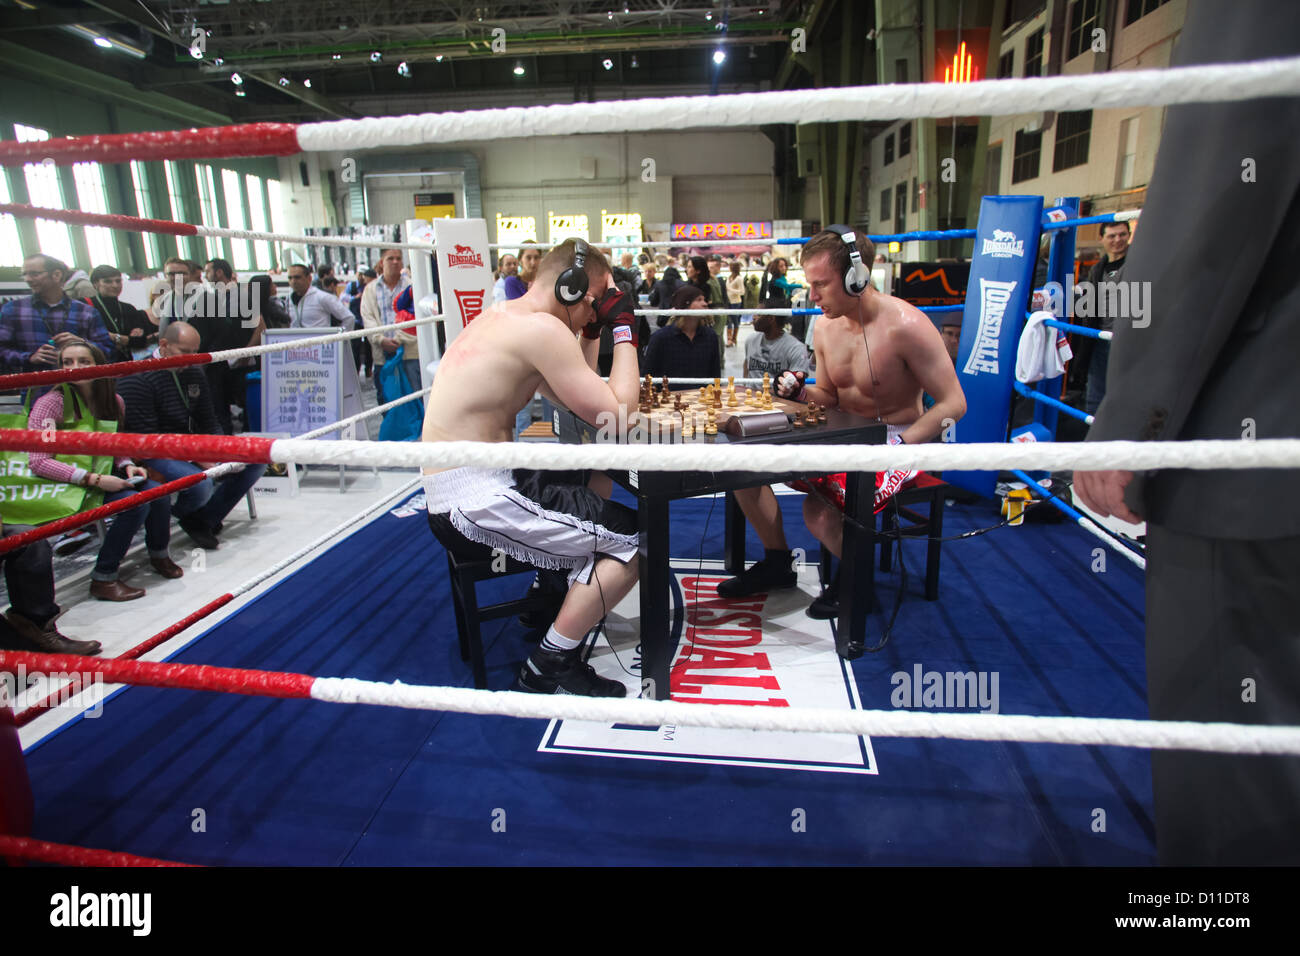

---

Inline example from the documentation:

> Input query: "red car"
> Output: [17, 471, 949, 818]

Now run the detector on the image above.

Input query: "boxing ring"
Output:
[3, 57, 1300, 867]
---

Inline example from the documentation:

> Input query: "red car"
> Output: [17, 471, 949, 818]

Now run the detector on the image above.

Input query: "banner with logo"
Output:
[433, 218, 493, 345]
[946, 195, 1042, 498]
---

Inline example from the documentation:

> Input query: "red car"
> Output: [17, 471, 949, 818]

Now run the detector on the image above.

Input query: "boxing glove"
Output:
[774, 369, 808, 402]
[594, 288, 638, 348]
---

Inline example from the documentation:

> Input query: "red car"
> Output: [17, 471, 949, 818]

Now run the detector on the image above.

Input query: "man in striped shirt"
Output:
[0, 254, 114, 378]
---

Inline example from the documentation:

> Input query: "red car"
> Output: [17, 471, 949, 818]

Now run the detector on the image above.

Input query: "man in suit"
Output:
[1076, 0, 1300, 865]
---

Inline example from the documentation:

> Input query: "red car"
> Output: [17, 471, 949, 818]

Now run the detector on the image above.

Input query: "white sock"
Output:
[540, 625, 581, 654]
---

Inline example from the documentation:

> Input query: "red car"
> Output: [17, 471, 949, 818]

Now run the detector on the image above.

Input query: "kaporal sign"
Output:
[672, 221, 773, 241]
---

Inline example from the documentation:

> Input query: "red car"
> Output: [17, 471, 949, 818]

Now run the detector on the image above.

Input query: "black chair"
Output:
[819, 473, 948, 602]
[444, 550, 561, 688]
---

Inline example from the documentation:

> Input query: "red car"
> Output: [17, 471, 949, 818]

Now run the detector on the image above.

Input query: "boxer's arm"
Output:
[580, 331, 600, 372]
[897, 317, 966, 444]
[534, 318, 634, 429]
[804, 337, 837, 407]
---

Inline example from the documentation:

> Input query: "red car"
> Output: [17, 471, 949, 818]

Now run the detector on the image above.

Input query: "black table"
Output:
[553, 403, 887, 701]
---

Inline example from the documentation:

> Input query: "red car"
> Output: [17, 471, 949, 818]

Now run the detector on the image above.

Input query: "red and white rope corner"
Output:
[2, 60, 1298, 167]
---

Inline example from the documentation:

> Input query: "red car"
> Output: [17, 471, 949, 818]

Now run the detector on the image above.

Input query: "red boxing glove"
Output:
[774, 369, 807, 402]
[595, 288, 637, 348]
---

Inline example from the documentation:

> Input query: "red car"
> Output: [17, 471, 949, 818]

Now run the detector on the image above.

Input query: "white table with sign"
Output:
[260, 327, 374, 492]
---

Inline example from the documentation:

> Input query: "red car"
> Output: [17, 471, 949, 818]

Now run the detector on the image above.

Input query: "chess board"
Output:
[629, 374, 829, 441]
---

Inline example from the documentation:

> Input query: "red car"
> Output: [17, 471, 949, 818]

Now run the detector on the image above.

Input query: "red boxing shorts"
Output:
[787, 426, 917, 514]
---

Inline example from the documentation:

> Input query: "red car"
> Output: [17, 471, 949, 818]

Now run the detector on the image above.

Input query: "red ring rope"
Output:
[0, 470, 209, 555]
[0, 429, 274, 464]
[0, 651, 315, 699]
[0, 123, 301, 167]
[0, 834, 198, 867]
[0, 203, 199, 236]
[0, 353, 211, 393]
[15, 593, 236, 726]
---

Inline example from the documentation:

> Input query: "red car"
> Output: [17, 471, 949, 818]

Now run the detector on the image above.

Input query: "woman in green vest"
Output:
[26, 341, 182, 603]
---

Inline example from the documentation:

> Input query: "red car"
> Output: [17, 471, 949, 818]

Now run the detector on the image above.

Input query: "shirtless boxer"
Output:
[422, 239, 642, 696]
[716, 227, 966, 617]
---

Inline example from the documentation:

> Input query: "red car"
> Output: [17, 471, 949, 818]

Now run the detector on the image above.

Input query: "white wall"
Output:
[479, 130, 774, 241]
[283, 130, 775, 244]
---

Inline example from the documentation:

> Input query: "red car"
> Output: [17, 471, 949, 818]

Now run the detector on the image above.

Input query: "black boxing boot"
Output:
[716, 549, 798, 599]
[516, 647, 627, 697]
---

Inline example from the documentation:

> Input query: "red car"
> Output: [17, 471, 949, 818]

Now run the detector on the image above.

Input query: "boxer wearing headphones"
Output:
[421, 238, 642, 697]
[718, 227, 967, 618]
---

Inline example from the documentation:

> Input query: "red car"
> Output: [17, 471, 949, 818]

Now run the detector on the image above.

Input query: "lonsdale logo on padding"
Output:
[447, 244, 484, 268]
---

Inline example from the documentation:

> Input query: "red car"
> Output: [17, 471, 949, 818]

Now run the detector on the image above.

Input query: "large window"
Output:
[1024, 28, 1045, 77]
[895, 182, 907, 226]
[221, 168, 252, 271]
[883, 133, 895, 166]
[0, 171, 22, 267]
[246, 175, 271, 270]
[17, 124, 74, 265]
[129, 161, 166, 270]
[194, 164, 223, 260]
[1067, 0, 1100, 60]
[898, 122, 911, 158]
[1053, 109, 1092, 171]
[998, 49, 1015, 79]
[880, 187, 892, 223]
[266, 179, 285, 234]
[1012, 128, 1043, 184]
[1125, 0, 1170, 26]
[986, 143, 1003, 195]
[72, 163, 118, 268]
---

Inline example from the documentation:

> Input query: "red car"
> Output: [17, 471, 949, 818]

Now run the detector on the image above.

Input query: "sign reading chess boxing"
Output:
[672, 221, 773, 241]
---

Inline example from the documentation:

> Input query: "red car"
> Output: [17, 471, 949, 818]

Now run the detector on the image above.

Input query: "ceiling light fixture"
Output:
[513, 60, 525, 75]
[235, 90, 246, 97]
[397, 61, 410, 77]
[437, 54, 445, 62]
[332, 53, 342, 61]
[630, 55, 639, 68]
[214, 57, 224, 66]
[713, 49, 726, 65]
[705, 12, 713, 20]
[230, 72, 243, 85]
[62, 23, 146, 58]
[602, 58, 614, 70]
[303, 78, 312, 88]
[278, 76, 290, 86]
[370, 51, 382, 63]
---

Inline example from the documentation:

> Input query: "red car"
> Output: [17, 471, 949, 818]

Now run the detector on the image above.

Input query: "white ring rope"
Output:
[1068, 512, 1146, 570]
[297, 385, 432, 441]
[213, 314, 441, 364]
[308, 678, 1300, 755]
[196, 224, 431, 254]
[296, 57, 1300, 151]
[268, 437, 1300, 474]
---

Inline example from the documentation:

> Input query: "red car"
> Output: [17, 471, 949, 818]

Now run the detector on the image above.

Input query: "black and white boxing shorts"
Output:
[424, 467, 638, 584]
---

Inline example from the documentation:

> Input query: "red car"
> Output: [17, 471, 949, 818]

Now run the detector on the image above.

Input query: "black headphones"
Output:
[828, 224, 871, 296]
[554, 237, 589, 306]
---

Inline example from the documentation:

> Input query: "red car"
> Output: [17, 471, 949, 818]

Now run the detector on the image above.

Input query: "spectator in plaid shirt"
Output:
[0, 254, 114, 377]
